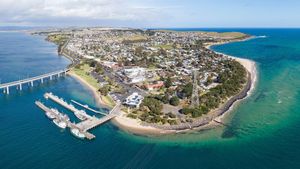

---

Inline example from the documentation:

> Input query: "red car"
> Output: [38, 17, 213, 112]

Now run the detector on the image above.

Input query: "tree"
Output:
[159, 48, 167, 56]
[95, 65, 104, 74]
[206, 75, 213, 86]
[98, 85, 110, 96]
[75, 64, 81, 69]
[134, 46, 143, 57]
[176, 62, 183, 67]
[161, 94, 170, 104]
[180, 107, 193, 115]
[191, 108, 202, 118]
[141, 97, 163, 115]
[169, 96, 180, 106]
[164, 77, 172, 88]
[89, 60, 97, 67]
[181, 82, 193, 98]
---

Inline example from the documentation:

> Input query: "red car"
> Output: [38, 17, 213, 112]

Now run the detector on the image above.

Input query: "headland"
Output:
[33, 28, 257, 135]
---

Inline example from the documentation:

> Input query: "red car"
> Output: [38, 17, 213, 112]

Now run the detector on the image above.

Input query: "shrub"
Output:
[169, 96, 180, 106]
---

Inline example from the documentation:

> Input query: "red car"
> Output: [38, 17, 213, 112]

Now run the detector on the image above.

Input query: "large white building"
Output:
[123, 93, 144, 108]
[121, 67, 146, 84]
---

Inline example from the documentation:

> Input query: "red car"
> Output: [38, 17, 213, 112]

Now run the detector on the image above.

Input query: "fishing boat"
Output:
[45, 111, 56, 119]
[59, 113, 70, 122]
[50, 108, 60, 115]
[74, 110, 88, 121]
[53, 119, 67, 129]
[70, 128, 85, 139]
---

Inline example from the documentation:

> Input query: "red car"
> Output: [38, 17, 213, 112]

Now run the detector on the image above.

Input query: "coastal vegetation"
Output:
[46, 34, 71, 53]
[46, 34, 70, 45]
[182, 59, 247, 118]
[71, 61, 115, 107]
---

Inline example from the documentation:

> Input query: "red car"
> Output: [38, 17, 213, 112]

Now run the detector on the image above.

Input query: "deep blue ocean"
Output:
[0, 28, 300, 169]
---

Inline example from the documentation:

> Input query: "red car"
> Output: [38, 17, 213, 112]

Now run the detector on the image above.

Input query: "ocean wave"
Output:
[255, 35, 268, 38]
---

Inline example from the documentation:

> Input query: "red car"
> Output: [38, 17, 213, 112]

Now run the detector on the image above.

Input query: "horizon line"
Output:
[1, 25, 300, 29]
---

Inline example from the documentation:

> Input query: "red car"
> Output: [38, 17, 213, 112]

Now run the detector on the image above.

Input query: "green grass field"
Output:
[71, 64, 116, 107]
[71, 64, 100, 89]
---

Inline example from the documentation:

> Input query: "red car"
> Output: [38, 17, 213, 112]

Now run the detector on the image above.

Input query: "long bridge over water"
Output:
[0, 69, 69, 94]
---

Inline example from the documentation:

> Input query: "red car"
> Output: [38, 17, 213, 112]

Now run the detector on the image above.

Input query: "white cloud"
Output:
[0, 0, 172, 26]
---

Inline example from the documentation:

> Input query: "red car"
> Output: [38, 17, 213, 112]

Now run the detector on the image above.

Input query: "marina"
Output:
[36, 93, 120, 140]
[44, 92, 93, 120]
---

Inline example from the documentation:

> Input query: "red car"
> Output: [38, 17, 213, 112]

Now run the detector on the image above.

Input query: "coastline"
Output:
[205, 41, 258, 125]
[67, 71, 112, 110]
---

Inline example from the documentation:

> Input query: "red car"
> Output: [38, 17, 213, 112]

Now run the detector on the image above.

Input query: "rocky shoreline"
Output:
[143, 72, 252, 131]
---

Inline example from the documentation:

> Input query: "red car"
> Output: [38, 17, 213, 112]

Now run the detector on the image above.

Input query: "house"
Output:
[101, 61, 119, 70]
[144, 81, 164, 91]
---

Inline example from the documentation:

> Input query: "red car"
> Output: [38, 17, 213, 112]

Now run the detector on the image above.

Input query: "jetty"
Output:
[44, 92, 92, 120]
[35, 101, 95, 139]
[76, 104, 120, 132]
[71, 100, 108, 116]
[37, 93, 121, 140]
[0, 69, 69, 94]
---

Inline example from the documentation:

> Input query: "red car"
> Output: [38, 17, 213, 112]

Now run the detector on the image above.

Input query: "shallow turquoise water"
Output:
[0, 29, 300, 169]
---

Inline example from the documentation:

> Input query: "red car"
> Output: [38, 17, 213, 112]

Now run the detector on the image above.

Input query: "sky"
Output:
[0, 0, 300, 28]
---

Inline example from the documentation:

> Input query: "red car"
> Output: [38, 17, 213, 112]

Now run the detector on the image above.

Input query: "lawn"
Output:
[71, 64, 100, 89]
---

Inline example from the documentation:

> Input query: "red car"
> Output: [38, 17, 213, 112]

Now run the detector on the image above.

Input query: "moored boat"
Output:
[74, 111, 87, 120]
[59, 113, 70, 122]
[46, 111, 56, 119]
[70, 128, 85, 139]
[53, 119, 67, 129]
[51, 108, 60, 115]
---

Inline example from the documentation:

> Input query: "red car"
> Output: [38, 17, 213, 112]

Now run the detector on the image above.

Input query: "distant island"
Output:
[32, 27, 257, 135]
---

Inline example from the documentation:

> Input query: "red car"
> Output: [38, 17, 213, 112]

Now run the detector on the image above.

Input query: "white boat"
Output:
[53, 119, 67, 129]
[70, 128, 85, 139]
[46, 112, 56, 119]
[74, 111, 87, 121]
[51, 108, 59, 115]
[59, 114, 70, 122]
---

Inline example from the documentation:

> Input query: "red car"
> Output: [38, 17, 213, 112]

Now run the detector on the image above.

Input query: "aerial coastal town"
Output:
[33, 27, 251, 132]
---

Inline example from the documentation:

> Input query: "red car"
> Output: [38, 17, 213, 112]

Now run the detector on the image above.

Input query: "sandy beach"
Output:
[67, 71, 112, 109]
[205, 42, 258, 123]
[112, 114, 172, 135]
